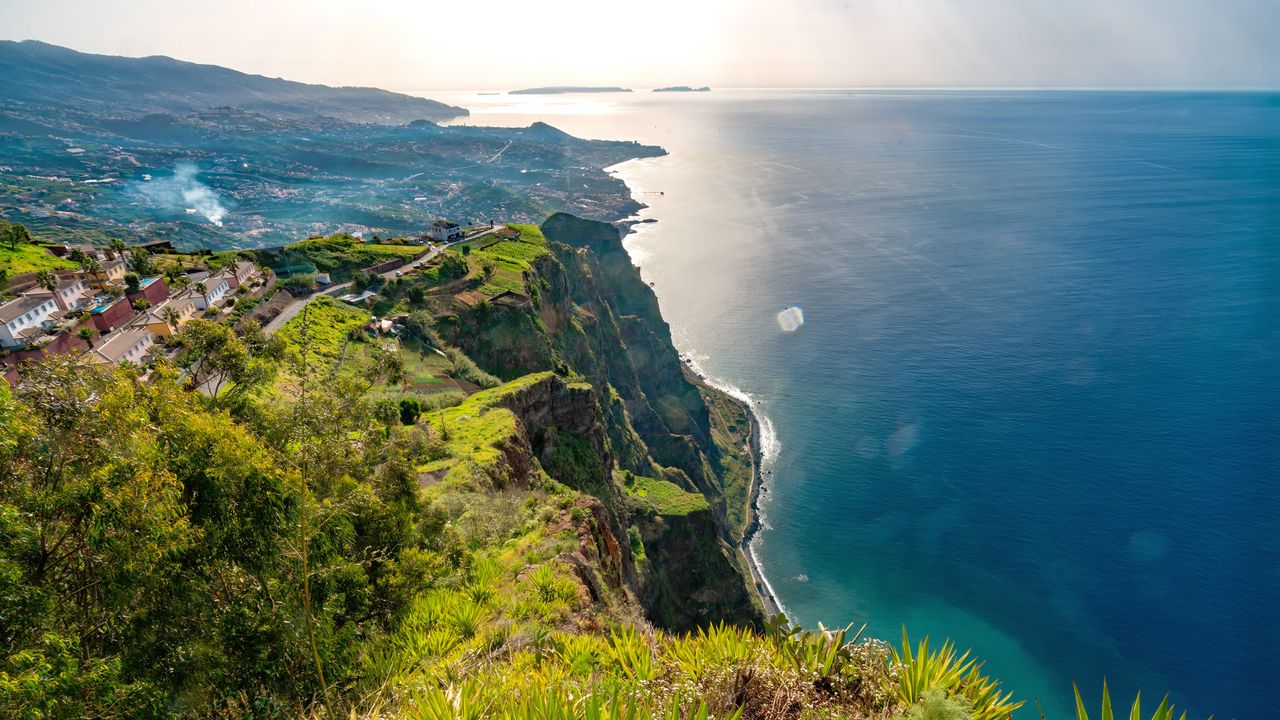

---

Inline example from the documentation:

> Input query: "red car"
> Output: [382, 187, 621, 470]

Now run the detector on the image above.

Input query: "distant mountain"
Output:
[509, 86, 632, 95]
[653, 86, 710, 92]
[0, 40, 467, 123]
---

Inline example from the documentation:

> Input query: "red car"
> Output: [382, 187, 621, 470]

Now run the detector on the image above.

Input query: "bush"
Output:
[439, 253, 469, 280]
[399, 397, 421, 425]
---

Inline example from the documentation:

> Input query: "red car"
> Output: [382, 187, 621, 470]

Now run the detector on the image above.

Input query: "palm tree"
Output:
[34, 269, 63, 310]
[75, 325, 97, 346]
[34, 269, 57, 292]
[108, 238, 127, 260]
[161, 304, 182, 331]
[81, 257, 108, 293]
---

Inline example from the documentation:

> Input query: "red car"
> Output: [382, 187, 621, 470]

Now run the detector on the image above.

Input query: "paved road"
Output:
[262, 225, 504, 336]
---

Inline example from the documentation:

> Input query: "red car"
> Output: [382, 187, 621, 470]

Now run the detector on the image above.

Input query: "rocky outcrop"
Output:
[434, 214, 763, 631]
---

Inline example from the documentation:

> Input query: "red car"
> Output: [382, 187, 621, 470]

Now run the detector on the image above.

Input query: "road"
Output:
[262, 225, 504, 336]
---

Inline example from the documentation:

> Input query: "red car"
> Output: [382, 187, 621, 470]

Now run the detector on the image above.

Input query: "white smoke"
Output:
[141, 162, 228, 227]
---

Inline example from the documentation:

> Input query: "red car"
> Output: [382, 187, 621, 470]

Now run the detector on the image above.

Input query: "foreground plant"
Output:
[1064, 681, 1200, 720]
[887, 629, 1023, 720]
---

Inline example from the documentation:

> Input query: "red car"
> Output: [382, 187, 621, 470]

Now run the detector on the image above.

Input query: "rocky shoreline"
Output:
[741, 398, 784, 620]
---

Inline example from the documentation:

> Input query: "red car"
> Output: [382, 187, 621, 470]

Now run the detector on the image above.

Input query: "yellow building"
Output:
[128, 297, 198, 340]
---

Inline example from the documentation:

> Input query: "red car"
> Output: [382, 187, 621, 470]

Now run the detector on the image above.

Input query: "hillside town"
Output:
[0, 217, 484, 387]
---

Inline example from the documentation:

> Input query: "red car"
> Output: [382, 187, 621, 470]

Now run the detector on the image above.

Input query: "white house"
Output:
[428, 219, 464, 243]
[84, 329, 154, 365]
[176, 276, 231, 310]
[23, 277, 89, 311]
[0, 294, 61, 348]
[229, 261, 256, 288]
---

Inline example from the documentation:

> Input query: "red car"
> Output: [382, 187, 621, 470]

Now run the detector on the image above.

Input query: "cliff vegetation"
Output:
[0, 214, 1199, 720]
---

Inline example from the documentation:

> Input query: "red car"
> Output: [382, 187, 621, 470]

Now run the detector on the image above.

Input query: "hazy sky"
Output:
[2, 0, 1276, 90]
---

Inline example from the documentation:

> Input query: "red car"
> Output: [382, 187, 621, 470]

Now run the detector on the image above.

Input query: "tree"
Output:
[161, 304, 183, 330]
[124, 272, 141, 294]
[177, 318, 251, 401]
[108, 238, 127, 259]
[398, 397, 421, 425]
[0, 268, 8, 294]
[439, 253, 469, 280]
[34, 269, 57, 293]
[132, 298, 150, 312]
[3, 222, 31, 250]
[75, 325, 97, 344]
[0, 362, 195, 716]
[80, 257, 107, 292]
[130, 247, 154, 276]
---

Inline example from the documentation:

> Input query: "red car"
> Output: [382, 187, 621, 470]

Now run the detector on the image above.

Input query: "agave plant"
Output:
[557, 633, 604, 676]
[447, 601, 490, 639]
[604, 626, 656, 681]
[887, 629, 1023, 720]
[1063, 681, 1200, 720]
[767, 614, 866, 680]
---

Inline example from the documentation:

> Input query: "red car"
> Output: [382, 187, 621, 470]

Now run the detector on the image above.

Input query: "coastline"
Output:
[678, 356, 786, 622]
[611, 156, 787, 624]
[740, 398, 785, 620]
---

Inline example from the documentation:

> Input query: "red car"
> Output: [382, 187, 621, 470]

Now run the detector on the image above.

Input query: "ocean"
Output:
[423, 89, 1279, 719]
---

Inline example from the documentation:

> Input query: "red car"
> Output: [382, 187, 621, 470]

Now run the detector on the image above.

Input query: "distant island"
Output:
[653, 86, 711, 92]
[509, 86, 632, 95]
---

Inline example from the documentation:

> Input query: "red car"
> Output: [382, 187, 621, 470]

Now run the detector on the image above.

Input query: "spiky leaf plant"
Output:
[887, 629, 1022, 720]
[1064, 680, 1200, 720]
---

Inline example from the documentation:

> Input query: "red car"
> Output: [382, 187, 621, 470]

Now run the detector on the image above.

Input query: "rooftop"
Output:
[0, 294, 56, 323]
[88, 329, 151, 363]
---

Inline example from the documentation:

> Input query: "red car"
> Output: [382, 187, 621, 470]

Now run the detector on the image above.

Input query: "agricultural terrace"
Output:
[280, 234, 424, 279]
[454, 223, 549, 297]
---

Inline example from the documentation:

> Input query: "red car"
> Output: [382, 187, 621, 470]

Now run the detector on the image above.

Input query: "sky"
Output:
[1, 0, 1276, 90]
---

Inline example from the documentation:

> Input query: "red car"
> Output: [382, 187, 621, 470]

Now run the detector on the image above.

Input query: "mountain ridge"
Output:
[0, 39, 468, 123]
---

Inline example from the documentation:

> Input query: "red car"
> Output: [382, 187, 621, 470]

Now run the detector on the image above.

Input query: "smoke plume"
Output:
[141, 162, 228, 226]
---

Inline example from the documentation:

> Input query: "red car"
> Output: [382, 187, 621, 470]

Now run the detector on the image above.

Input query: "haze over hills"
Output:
[0, 40, 467, 123]
[0, 41, 662, 249]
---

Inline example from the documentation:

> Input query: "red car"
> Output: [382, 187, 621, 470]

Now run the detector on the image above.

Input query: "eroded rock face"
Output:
[495, 374, 639, 593]
[436, 214, 762, 631]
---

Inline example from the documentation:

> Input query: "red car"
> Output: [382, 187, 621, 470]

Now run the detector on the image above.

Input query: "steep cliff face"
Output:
[433, 214, 763, 630]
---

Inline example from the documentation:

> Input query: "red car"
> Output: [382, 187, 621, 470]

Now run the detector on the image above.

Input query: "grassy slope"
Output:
[0, 244, 76, 275]
[625, 473, 710, 517]
[281, 235, 423, 279]
[275, 295, 370, 361]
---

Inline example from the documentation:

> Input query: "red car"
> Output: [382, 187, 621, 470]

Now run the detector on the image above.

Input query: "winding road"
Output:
[262, 225, 504, 335]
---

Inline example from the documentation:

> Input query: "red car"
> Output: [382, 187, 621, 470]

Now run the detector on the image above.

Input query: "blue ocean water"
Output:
[432, 90, 1280, 719]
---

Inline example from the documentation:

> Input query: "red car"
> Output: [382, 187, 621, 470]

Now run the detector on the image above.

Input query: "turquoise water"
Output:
[428, 89, 1279, 719]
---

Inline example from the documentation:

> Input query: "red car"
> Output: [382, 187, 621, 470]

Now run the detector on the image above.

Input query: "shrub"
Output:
[399, 397, 421, 425]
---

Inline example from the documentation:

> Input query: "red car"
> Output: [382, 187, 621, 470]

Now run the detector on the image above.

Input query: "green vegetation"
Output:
[271, 235, 422, 281]
[625, 473, 710, 516]
[0, 213, 1204, 720]
[0, 238, 76, 276]
[275, 295, 370, 362]
[1072, 682, 1192, 720]
[889, 630, 1022, 720]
